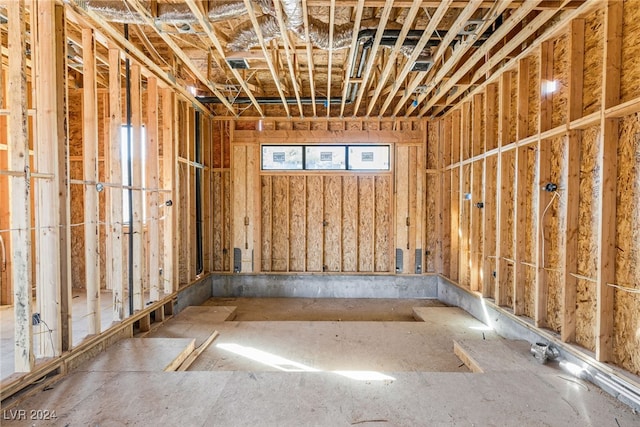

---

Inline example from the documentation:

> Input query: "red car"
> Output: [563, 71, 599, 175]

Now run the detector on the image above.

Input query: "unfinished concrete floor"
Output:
[2, 298, 639, 426]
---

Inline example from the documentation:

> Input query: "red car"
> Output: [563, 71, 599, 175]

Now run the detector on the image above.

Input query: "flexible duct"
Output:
[281, 0, 303, 30]
[227, 14, 281, 51]
[83, 0, 253, 24]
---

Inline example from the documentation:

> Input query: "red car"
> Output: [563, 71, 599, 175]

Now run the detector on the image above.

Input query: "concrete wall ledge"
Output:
[437, 275, 640, 412]
[211, 274, 438, 299]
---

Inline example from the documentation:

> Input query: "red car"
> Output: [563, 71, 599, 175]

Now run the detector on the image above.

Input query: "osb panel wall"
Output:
[260, 174, 392, 273]
[426, 122, 439, 170]
[527, 52, 541, 137]
[473, 94, 485, 158]
[471, 160, 484, 290]
[485, 87, 499, 152]
[68, 90, 108, 290]
[620, 2, 640, 103]
[459, 164, 472, 287]
[551, 33, 569, 129]
[576, 125, 600, 351]
[500, 150, 516, 307]
[425, 173, 438, 273]
[450, 168, 460, 282]
[437, 5, 640, 377]
[508, 72, 518, 144]
[614, 114, 640, 375]
[523, 147, 537, 319]
[374, 175, 392, 273]
[212, 120, 231, 271]
[582, 8, 604, 116]
[544, 136, 567, 333]
[441, 168, 452, 278]
[484, 155, 498, 299]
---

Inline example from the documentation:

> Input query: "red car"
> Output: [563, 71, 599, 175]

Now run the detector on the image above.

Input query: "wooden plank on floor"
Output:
[177, 331, 220, 371]
[75, 338, 195, 372]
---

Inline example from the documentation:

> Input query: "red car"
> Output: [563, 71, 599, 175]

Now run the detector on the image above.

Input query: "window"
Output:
[261, 144, 390, 171]
[121, 125, 145, 224]
[305, 146, 346, 170]
[348, 146, 390, 170]
[261, 146, 303, 170]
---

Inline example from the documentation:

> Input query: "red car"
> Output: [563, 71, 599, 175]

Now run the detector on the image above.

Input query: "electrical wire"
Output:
[539, 190, 559, 270]
[607, 283, 640, 294]
[0, 233, 6, 272]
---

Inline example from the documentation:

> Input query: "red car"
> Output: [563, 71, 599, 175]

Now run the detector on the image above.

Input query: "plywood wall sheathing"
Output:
[583, 8, 604, 117]
[561, 131, 580, 342]
[551, 33, 569, 129]
[575, 125, 600, 351]
[498, 150, 515, 308]
[342, 176, 358, 272]
[612, 114, 640, 374]
[620, 1, 640, 103]
[358, 176, 375, 272]
[323, 175, 342, 272]
[305, 176, 323, 272]
[527, 53, 541, 138]
[523, 146, 538, 319]
[289, 176, 306, 272]
[544, 136, 567, 333]
[596, 1, 623, 363]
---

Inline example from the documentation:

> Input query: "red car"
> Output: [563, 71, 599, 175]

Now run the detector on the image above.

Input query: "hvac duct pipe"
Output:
[83, 0, 253, 24]
[197, 96, 345, 105]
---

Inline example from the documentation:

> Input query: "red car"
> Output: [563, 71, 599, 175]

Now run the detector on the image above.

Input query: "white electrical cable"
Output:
[0, 233, 6, 272]
[539, 190, 559, 269]
[607, 283, 640, 294]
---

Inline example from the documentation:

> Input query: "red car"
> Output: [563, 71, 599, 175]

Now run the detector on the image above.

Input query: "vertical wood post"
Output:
[130, 64, 144, 310]
[107, 46, 124, 320]
[161, 88, 175, 293]
[82, 28, 101, 334]
[146, 76, 160, 301]
[33, 0, 65, 356]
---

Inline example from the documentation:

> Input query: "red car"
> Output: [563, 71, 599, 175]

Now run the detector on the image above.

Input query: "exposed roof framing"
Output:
[67, 0, 584, 118]
[124, 0, 236, 114]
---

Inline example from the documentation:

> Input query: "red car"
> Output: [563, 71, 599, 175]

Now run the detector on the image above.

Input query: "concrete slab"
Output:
[3, 299, 638, 425]
[3, 370, 637, 426]
[75, 338, 195, 372]
[171, 305, 237, 323]
[206, 297, 446, 321]
[146, 306, 234, 347]
[189, 320, 473, 373]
